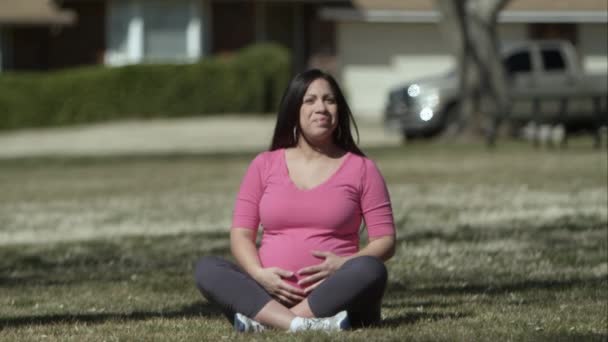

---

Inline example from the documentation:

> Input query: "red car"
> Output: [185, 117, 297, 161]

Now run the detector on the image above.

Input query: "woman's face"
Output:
[298, 78, 338, 144]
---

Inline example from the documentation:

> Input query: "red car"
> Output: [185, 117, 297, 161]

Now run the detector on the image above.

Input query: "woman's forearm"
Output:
[350, 235, 396, 262]
[230, 228, 264, 277]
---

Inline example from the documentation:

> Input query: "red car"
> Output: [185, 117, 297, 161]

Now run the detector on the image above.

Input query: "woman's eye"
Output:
[326, 98, 336, 104]
[304, 98, 314, 104]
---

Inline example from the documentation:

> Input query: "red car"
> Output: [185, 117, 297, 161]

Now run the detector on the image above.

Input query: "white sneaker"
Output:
[234, 313, 266, 333]
[291, 310, 350, 332]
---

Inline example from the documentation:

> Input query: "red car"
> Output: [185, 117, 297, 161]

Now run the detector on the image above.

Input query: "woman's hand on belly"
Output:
[252, 267, 307, 306]
[297, 250, 348, 293]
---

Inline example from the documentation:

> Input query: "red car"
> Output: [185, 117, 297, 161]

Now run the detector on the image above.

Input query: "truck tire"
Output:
[440, 103, 461, 137]
[402, 130, 419, 142]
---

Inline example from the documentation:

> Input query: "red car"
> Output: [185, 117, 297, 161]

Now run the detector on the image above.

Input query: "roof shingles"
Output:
[353, 0, 608, 12]
[0, 0, 75, 25]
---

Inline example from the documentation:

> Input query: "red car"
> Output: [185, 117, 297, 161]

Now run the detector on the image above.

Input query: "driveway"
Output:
[0, 115, 401, 158]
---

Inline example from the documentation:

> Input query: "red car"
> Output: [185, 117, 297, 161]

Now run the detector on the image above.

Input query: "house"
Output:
[0, 0, 75, 71]
[322, 0, 608, 119]
[2, 0, 606, 120]
[0, 0, 352, 73]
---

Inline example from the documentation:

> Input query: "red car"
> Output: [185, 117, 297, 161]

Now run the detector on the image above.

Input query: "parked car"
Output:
[384, 40, 608, 141]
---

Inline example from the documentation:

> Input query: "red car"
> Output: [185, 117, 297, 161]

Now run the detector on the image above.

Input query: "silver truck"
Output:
[384, 40, 608, 142]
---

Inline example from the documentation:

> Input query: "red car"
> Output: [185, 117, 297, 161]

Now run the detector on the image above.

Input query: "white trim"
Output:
[201, 0, 211, 57]
[321, 8, 608, 24]
[127, 1, 143, 63]
[501, 11, 608, 23]
[186, 0, 202, 60]
[0, 28, 3, 72]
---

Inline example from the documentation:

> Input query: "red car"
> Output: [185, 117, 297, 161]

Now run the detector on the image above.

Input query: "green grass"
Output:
[1, 140, 607, 341]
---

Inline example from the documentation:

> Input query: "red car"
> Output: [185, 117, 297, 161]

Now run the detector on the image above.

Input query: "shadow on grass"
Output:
[535, 332, 608, 341]
[0, 232, 232, 289]
[380, 311, 469, 328]
[0, 301, 222, 329]
[397, 216, 607, 246]
[389, 277, 607, 297]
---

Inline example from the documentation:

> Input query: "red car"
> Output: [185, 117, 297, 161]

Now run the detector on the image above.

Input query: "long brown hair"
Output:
[269, 69, 364, 156]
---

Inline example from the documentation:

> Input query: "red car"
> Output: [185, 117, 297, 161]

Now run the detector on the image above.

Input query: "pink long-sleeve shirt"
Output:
[232, 148, 395, 289]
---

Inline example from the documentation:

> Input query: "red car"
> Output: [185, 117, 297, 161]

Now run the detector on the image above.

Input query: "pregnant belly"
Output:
[258, 233, 357, 290]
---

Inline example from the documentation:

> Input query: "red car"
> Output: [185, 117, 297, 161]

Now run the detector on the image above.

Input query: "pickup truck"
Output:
[384, 40, 608, 142]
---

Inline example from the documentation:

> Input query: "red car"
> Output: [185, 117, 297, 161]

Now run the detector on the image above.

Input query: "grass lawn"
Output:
[1, 140, 606, 341]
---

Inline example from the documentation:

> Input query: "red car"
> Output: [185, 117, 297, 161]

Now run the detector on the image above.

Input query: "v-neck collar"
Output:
[282, 148, 352, 192]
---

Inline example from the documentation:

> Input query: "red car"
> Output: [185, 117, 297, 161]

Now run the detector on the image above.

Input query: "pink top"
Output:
[232, 148, 395, 289]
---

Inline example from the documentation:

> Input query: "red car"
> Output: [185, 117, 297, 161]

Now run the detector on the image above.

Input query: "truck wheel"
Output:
[402, 131, 418, 142]
[440, 103, 461, 137]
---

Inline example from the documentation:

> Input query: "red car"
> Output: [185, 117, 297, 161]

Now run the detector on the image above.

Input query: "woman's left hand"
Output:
[297, 251, 348, 293]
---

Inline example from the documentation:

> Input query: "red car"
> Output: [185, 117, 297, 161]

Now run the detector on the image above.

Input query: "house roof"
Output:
[321, 0, 608, 23]
[353, 0, 608, 11]
[0, 0, 76, 25]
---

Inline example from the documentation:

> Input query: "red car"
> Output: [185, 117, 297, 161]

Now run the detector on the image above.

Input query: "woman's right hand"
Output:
[252, 267, 306, 306]
[230, 229, 305, 306]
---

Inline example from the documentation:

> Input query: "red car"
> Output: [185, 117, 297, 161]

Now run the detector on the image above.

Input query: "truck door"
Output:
[535, 46, 580, 123]
[504, 49, 535, 125]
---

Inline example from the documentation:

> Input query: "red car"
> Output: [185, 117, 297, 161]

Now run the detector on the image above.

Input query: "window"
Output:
[504, 51, 531, 74]
[541, 48, 566, 71]
[105, 0, 201, 66]
[143, 0, 189, 61]
[107, 0, 131, 60]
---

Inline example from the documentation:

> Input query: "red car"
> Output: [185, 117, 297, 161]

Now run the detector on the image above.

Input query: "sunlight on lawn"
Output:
[0, 142, 606, 341]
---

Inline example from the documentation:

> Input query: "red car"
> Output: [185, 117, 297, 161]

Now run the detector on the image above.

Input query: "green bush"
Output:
[235, 43, 291, 112]
[0, 43, 291, 130]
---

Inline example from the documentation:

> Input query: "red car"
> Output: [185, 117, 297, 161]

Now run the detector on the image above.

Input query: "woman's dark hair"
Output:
[269, 69, 364, 156]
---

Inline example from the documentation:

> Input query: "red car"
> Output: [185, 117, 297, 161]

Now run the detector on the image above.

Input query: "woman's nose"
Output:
[314, 99, 327, 112]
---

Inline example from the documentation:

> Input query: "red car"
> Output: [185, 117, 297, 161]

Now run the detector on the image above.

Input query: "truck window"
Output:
[504, 51, 531, 74]
[541, 48, 566, 71]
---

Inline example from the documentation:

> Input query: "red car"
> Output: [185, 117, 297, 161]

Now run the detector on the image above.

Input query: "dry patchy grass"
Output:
[1, 140, 606, 341]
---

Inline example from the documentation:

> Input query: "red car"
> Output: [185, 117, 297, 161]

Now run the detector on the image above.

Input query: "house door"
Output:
[49, 0, 106, 68]
[211, 2, 255, 55]
[529, 23, 578, 46]
[11, 27, 50, 71]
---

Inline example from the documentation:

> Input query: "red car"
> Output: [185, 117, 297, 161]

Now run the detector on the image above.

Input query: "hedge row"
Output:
[0, 43, 290, 130]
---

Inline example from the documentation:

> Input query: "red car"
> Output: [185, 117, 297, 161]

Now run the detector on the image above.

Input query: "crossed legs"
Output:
[194, 255, 387, 329]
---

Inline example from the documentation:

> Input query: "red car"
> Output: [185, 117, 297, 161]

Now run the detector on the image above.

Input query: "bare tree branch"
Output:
[435, 0, 512, 145]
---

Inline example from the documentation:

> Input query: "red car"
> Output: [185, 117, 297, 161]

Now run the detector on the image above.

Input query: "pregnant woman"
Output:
[194, 69, 396, 332]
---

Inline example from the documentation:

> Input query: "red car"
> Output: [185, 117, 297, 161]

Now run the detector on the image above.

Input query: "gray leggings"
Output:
[194, 255, 388, 327]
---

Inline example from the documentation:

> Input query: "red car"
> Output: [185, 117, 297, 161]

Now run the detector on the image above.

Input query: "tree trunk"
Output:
[435, 0, 511, 145]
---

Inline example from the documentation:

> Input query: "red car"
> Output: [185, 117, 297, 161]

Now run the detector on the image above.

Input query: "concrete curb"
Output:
[0, 116, 401, 158]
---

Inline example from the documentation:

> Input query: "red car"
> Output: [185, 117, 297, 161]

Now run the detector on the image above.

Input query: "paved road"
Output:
[0, 116, 401, 158]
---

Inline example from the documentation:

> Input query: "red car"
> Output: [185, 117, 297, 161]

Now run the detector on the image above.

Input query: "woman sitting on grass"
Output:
[194, 69, 396, 332]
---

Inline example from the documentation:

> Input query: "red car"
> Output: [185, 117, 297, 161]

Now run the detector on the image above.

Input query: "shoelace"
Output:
[302, 317, 333, 330]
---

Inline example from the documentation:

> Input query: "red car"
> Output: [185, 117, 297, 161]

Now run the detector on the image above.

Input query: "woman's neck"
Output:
[295, 137, 343, 160]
